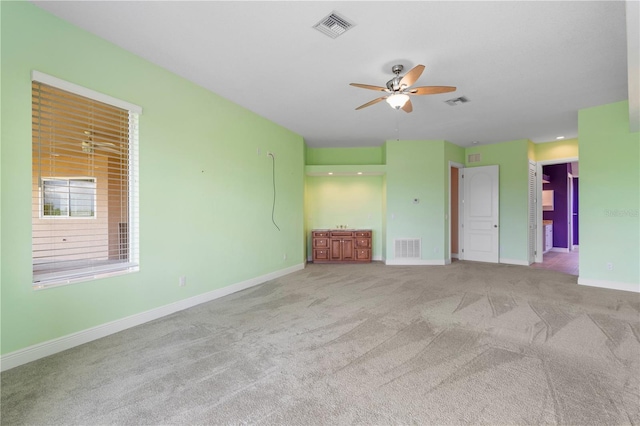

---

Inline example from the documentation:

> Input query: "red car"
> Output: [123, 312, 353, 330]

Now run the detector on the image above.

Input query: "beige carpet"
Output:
[2, 261, 639, 425]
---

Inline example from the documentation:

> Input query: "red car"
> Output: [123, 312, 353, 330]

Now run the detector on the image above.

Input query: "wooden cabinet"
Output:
[312, 230, 371, 263]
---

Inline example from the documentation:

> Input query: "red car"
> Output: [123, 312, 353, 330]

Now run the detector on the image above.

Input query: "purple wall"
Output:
[573, 178, 579, 245]
[543, 164, 570, 248]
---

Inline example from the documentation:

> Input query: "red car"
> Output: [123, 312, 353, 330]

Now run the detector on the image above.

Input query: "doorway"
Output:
[449, 162, 500, 264]
[450, 163, 461, 262]
[535, 158, 579, 275]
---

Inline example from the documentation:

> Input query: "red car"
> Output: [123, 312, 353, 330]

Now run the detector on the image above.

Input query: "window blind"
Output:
[32, 78, 139, 287]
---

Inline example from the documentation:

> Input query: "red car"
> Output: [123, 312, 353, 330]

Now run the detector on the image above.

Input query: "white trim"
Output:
[1, 263, 304, 372]
[550, 247, 570, 253]
[500, 258, 530, 266]
[451, 253, 459, 259]
[31, 70, 142, 114]
[385, 259, 446, 266]
[372, 255, 383, 261]
[578, 277, 639, 293]
[34, 264, 139, 290]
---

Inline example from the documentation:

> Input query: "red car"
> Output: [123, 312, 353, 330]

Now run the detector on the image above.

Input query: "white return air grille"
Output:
[394, 239, 421, 259]
[467, 153, 482, 163]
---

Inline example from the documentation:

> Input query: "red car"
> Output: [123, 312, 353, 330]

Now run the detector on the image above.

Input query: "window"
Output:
[42, 178, 96, 218]
[32, 71, 141, 288]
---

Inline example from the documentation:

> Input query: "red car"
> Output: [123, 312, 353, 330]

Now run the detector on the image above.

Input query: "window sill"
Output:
[33, 264, 139, 290]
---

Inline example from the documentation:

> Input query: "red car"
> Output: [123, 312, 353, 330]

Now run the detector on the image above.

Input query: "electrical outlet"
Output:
[283, 253, 287, 260]
[434, 247, 439, 253]
[606, 262, 614, 271]
[257, 148, 261, 155]
[179, 276, 187, 287]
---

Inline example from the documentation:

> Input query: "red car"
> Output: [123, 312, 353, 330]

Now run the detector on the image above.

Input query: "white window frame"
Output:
[32, 71, 142, 289]
[41, 177, 97, 219]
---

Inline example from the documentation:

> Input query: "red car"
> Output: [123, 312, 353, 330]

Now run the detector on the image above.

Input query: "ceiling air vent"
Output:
[313, 12, 355, 39]
[445, 96, 469, 106]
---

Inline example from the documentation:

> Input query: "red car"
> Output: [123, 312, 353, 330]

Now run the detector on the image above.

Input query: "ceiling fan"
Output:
[81, 131, 122, 155]
[350, 64, 456, 113]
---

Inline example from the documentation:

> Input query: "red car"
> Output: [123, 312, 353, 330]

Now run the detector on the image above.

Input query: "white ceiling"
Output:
[32, 1, 631, 148]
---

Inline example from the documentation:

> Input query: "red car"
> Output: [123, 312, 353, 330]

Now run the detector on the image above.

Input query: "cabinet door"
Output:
[330, 239, 343, 260]
[342, 238, 354, 260]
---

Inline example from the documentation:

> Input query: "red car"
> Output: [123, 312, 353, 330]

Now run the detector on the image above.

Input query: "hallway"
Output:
[531, 250, 579, 276]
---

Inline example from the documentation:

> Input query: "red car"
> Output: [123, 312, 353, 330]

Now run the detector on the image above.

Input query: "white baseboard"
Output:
[451, 253, 459, 259]
[1, 263, 305, 372]
[499, 258, 530, 266]
[578, 277, 640, 293]
[385, 259, 446, 266]
[550, 247, 570, 253]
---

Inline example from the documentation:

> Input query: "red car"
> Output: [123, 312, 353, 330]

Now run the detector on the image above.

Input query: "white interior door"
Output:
[462, 165, 499, 263]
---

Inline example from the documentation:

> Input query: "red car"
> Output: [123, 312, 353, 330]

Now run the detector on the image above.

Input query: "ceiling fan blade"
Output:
[92, 141, 117, 147]
[408, 86, 457, 95]
[350, 83, 390, 92]
[401, 98, 413, 113]
[355, 97, 387, 110]
[399, 64, 425, 89]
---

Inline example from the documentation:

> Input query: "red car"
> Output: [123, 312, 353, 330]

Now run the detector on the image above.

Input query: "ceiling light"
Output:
[556, 136, 565, 140]
[328, 172, 333, 175]
[386, 94, 410, 109]
[357, 172, 363, 175]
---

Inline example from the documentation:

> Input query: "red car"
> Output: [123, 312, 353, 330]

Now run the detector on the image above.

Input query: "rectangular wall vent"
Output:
[313, 12, 355, 39]
[467, 153, 482, 163]
[394, 239, 421, 259]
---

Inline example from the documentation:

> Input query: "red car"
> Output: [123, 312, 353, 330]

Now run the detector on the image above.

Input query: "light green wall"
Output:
[465, 139, 530, 263]
[1, 2, 304, 354]
[385, 140, 447, 262]
[534, 138, 579, 161]
[305, 176, 383, 259]
[306, 146, 384, 165]
[578, 101, 639, 289]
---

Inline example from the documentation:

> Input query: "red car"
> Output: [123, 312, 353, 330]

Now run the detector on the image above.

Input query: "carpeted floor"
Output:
[2, 261, 639, 425]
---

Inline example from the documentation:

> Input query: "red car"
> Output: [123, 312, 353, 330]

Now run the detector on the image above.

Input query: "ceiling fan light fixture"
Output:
[386, 94, 410, 109]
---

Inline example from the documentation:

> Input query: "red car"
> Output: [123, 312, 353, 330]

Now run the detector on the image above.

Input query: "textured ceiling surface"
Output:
[32, 1, 629, 147]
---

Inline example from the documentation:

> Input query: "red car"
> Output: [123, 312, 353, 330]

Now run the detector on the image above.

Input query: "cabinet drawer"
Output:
[355, 249, 370, 260]
[313, 238, 329, 248]
[355, 231, 371, 237]
[355, 238, 370, 248]
[314, 249, 329, 260]
[312, 231, 329, 238]
[330, 231, 353, 237]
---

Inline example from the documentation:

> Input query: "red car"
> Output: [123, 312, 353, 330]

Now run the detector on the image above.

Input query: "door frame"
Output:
[535, 157, 578, 263]
[448, 161, 465, 264]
